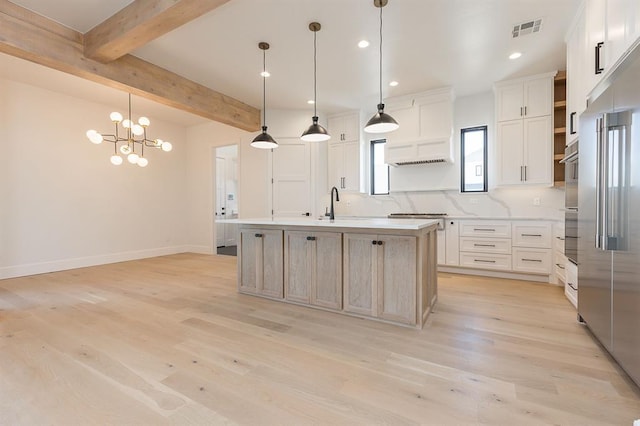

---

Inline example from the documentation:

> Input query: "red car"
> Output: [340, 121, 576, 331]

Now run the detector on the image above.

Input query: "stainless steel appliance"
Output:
[579, 45, 640, 387]
[560, 141, 579, 264]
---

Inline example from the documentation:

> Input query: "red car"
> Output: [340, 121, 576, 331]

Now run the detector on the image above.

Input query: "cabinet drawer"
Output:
[554, 235, 565, 253]
[459, 253, 512, 271]
[512, 223, 551, 248]
[459, 237, 511, 254]
[555, 260, 567, 282]
[460, 221, 511, 238]
[512, 248, 551, 274]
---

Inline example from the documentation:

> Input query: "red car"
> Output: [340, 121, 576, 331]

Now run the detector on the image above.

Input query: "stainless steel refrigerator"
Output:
[579, 44, 640, 387]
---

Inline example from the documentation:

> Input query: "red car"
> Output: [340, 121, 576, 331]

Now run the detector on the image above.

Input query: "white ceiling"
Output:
[6, 0, 580, 118]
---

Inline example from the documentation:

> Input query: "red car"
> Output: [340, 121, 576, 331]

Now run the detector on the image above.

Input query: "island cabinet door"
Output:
[311, 231, 342, 310]
[377, 235, 417, 325]
[343, 233, 377, 316]
[284, 231, 312, 304]
[239, 229, 283, 299]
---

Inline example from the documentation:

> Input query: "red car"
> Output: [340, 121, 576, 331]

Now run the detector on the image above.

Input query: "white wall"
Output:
[320, 91, 565, 221]
[0, 78, 190, 279]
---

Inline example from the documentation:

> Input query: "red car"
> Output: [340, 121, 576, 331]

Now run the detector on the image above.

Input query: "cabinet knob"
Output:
[255, 233, 263, 238]
[377, 240, 383, 245]
[372, 240, 377, 245]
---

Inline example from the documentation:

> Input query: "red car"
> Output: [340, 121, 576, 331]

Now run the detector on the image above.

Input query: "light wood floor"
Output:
[1, 254, 639, 425]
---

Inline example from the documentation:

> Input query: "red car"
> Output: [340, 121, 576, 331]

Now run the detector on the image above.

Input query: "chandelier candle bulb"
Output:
[138, 117, 150, 127]
[137, 157, 149, 167]
[109, 112, 123, 123]
[110, 155, 123, 165]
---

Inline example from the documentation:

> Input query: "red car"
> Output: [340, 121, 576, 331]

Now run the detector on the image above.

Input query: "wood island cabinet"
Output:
[238, 228, 283, 299]
[343, 233, 417, 325]
[284, 230, 342, 310]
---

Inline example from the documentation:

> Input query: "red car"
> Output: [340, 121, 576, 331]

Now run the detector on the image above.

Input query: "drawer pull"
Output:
[474, 243, 496, 247]
[521, 233, 542, 237]
[555, 263, 565, 269]
[255, 233, 263, 238]
[474, 228, 496, 232]
[474, 259, 496, 263]
[522, 258, 542, 262]
[556, 236, 565, 241]
[306, 236, 316, 241]
[567, 282, 578, 291]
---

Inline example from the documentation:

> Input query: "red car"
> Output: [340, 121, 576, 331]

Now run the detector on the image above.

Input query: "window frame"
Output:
[370, 139, 390, 195]
[460, 125, 488, 193]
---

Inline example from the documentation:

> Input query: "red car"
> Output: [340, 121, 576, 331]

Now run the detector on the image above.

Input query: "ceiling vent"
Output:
[512, 18, 543, 38]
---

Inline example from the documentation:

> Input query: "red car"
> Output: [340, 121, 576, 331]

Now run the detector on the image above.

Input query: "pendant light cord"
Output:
[379, 4, 383, 105]
[313, 29, 318, 117]
[262, 49, 267, 127]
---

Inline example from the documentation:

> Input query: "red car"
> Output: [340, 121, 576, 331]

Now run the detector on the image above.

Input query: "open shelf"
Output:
[553, 71, 566, 184]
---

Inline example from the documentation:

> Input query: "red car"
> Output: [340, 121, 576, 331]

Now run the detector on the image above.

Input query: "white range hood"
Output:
[383, 87, 455, 166]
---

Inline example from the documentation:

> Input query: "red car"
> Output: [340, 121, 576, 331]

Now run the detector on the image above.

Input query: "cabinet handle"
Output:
[595, 42, 604, 75]
[520, 107, 523, 117]
[522, 258, 542, 262]
[377, 240, 383, 245]
[520, 165, 524, 181]
[556, 236, 565, 241]
[524, 165, 527, 181]
[555, 263, 565, 269]
[474, 228, 496, 232]
[306, 236, 316, 241]
[474, 243, 496, 247]
[474, 259, 496, 263]
[524, 106, 527, 116]
[567, 282, 578, 291]
[372, 240, 378, 245]
[255, 233, 263, 238]
[521, 233, 542, 237]
[570, 112, 577, 135]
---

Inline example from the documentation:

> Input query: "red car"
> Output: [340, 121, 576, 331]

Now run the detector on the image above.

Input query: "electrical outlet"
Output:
[533, 197, 541, 206]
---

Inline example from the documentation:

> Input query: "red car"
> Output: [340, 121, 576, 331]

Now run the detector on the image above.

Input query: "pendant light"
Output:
[364, 0, 399, 134]
[301, 22, 331, 142]
[251, 42, 278, 149]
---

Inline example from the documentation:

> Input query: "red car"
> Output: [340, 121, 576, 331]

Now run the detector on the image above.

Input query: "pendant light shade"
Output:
[301, 22, 331, 142]
[364, 0, 399, 134]
[251, 42, 278, 149]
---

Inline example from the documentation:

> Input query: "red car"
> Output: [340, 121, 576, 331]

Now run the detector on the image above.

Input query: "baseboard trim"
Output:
[0, 246, 191, 280]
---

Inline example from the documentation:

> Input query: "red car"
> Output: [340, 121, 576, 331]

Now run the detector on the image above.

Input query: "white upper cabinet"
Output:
[566, 4, 587, 145]
[495, 73, 555, 187]
[327, 111, 362, 192]
[583, 0, 640, 97]
[495, 77, 553, 122]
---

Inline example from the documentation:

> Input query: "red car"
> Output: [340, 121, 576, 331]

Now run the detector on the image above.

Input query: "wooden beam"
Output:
[84, 0, 231, 63]
[0, 1, 260, 132]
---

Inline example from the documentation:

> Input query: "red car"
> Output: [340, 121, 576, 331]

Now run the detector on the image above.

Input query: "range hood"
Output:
[382, 87, 455, 166]
[385, 135, 454, 166]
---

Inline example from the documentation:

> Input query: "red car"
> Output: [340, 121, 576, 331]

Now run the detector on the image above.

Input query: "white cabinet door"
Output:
[566, 7, 586, 145]
[523, 116, 552, 185]
[497, 120, 524, 185]
[342, 141, 360, 191]
[327, 111, 361, 192]
[436, 229, 445, 265]
[444, 219, 460, 266]
[342, 113, 360, 142]
[524, 78, 553, 118]
[585, 0, 607, 92]
[496, 83, 524, 122]
[327, 142, 343, 189]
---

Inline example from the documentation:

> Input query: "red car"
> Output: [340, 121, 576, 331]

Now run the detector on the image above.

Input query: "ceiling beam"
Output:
[84, 0, 231, 63]
[0, 0, 260, 132]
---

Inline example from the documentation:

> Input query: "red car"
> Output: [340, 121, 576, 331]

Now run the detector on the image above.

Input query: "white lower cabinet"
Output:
[343, 233, 417, 325]
[565, 260, 578, 308]
[512, 222, 551, 274]
[284, 230, 342, 310]
[554, 222, 567, 284]
[239, 229, 284, 299]
[512, 248, 552, 274]
[459, 252, 512, 271]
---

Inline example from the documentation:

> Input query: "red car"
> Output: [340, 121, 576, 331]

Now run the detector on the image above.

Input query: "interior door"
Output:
[272, 138, 312, 217]
[215, 157, 226, 247]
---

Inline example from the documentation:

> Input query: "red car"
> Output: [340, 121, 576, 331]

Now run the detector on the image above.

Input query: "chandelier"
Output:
[86, 94, 172, 167]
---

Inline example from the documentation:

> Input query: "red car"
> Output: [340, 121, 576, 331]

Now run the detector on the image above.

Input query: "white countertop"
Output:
[222, 217, 440, 230]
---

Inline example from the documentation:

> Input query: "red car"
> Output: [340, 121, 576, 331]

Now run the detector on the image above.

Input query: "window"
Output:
[461, 126, 488, 192]
[370, 139, 389, 195]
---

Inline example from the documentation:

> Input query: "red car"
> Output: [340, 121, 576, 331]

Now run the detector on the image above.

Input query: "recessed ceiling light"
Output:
[389, 81, 399, 87]
[358, 40, 370, 48]
[509, 52, 522, 60]
[260, 70, 270, 77]
[307, 100, 315, 104]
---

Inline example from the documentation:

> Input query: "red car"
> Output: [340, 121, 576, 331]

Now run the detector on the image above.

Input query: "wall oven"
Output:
[561, 141, 578, 264]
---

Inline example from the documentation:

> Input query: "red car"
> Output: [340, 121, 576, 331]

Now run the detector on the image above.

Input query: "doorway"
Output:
[214, 145, 238, 256]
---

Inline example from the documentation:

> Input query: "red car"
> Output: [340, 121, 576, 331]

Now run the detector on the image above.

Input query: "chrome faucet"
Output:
[330, 186, 340, 221]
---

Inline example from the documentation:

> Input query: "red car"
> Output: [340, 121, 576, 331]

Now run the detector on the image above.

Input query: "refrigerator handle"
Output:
[595, 116, 604, 249]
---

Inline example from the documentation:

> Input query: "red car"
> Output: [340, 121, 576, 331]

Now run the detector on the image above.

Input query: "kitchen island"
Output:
[233, 217, 439, 328]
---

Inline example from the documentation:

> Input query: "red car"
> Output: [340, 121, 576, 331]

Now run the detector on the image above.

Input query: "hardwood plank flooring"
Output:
[0, 253, 638, 425]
